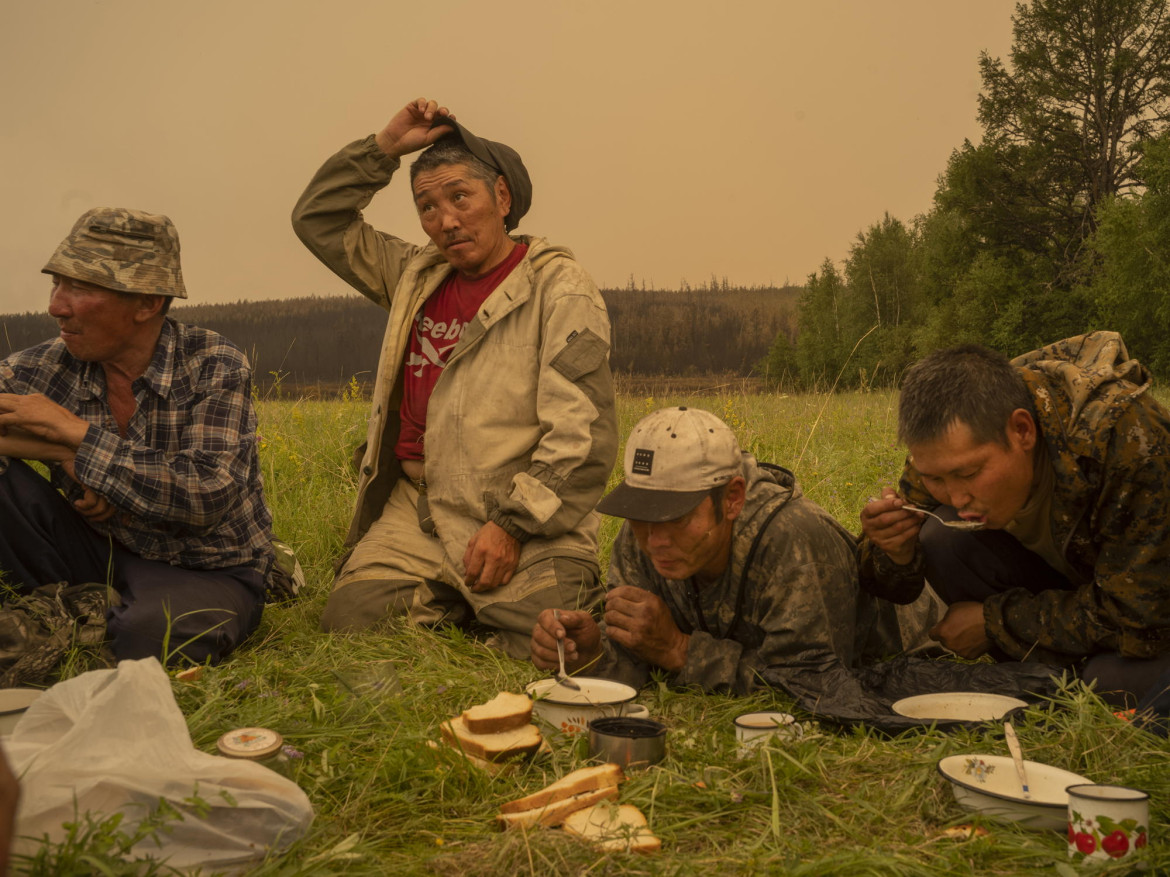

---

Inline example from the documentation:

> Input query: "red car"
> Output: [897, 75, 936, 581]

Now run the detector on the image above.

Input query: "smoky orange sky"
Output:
[1, 0, 1019, 315]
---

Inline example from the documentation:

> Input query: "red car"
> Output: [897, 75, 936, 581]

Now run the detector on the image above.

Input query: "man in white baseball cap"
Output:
[530, 406, 908, 697]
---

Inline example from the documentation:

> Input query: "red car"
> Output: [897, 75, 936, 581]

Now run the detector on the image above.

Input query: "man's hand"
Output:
[604, 586, 690, 672]
[72, 484, 116, 522]
[930, 601, 991, 658]
[374, 98, 457, 160]
[56, 460, 116, 522]
[530, 608, 601, 673]
[0, 393, 89, 451]
[860, 487, 923, 566]
[463, 521, 521, 592]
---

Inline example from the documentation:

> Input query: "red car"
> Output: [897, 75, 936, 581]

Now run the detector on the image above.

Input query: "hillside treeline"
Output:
[762, 0, 1170, 389]
[0, 297, 387, 392]
[605, 285, 798, 374]
[1, 284, 800, 391]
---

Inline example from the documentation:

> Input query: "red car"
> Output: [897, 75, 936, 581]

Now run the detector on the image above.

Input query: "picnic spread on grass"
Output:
[5, 644, 1165, 871]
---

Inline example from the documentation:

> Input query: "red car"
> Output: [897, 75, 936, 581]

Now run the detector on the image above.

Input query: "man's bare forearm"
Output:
[0, 429, 75, 463]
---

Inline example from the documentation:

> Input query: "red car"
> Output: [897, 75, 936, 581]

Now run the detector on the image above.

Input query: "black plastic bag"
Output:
[767, 654, 1061, 734]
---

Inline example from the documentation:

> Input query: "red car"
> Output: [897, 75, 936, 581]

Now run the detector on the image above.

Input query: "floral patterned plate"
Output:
[937, 753, 1094, 831]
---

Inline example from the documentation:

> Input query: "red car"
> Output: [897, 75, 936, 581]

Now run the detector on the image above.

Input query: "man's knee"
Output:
[108, 601, 243, 665]
[474, 556, 601, 649]
[1082, 652, 1170, 707]
[921, 519, 1067, 603]
[320, 578, 418, 633]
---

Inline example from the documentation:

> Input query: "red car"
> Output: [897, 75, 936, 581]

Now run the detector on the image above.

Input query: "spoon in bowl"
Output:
[552, 609, 581, 691]
[1004, 721, 1031, 799]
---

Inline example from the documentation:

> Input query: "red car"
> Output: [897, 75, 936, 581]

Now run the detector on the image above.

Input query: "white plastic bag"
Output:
[9, 658, 313, 870]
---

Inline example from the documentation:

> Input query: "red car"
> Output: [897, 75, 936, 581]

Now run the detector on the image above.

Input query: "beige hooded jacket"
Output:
[292, 136, 617, 574]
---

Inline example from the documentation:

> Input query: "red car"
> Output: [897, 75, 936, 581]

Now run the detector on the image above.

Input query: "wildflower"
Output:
[282, 745, 305, 760]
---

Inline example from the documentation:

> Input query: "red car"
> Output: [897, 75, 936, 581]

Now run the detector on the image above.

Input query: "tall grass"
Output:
[23, 390, 1169, 876]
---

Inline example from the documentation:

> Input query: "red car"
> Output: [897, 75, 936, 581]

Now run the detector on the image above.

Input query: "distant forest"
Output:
[0, 283, 801, 394]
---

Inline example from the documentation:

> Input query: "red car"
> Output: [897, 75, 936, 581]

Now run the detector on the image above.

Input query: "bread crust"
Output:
[439, 716, 542, 763]
[462, 692, 534, 734]
[498, 763, 625, 815]
[496, 785, 619, 830]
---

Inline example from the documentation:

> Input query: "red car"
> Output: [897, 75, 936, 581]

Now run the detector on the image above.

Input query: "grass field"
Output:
[26, 390, 1170, 875]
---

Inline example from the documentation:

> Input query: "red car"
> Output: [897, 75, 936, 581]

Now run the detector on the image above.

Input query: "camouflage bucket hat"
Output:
[42, 207, 188, 298]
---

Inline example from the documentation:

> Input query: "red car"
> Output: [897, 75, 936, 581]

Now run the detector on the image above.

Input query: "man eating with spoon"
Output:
[859, 334, 1170, 705]
[531, 406, 910, 699]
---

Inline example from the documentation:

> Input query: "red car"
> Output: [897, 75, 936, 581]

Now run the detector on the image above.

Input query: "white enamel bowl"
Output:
[892, 692, 1028, 723]
[937, 753, 1094, 831]
[525, 677, 643, 735]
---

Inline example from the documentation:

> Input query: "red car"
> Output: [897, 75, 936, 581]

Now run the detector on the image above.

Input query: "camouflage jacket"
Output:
[860, 331, 1170, 663]
[592, 457, 906, 696]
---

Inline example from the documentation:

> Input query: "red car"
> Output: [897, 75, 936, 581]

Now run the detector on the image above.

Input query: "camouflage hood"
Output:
[1012, 331, 1155, 547]
[734, 454, 801, 541]
[1012, 331, 1151, 436]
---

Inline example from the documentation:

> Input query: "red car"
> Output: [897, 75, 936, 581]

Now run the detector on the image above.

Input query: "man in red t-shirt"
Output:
[294, 98, 617, 657]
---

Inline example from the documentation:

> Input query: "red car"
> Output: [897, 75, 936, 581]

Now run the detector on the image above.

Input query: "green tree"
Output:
[976, 0, 1170, 282]
[981, 0, 1170, 211]
[758, 331, 800, 392]
[842, 213, 920, 383]
[1090, 132, 1170, 372]
[912, 0, 1170, 353]
[794, 260, 849, 388]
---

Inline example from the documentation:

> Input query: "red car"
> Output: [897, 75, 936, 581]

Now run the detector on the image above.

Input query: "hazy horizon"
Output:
[2, 0, 1017, 315]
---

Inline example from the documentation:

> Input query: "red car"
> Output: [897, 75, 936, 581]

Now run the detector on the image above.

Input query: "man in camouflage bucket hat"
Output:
[860, 333, 1170, 705]
[0, 207, 283, 666]
[530, 407, 912, 696]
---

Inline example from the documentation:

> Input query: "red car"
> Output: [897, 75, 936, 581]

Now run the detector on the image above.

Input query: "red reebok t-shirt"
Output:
[395, 243, 528, 461]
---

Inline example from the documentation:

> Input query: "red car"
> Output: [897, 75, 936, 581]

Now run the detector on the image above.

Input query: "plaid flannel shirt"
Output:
[0, 319, 273, 573]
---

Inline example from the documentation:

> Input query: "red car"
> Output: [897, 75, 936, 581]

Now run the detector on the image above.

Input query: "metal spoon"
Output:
[905, 505, 986, 531]
[552, 609, 581, 691]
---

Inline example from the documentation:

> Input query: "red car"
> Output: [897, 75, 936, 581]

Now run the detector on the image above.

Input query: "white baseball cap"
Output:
[597, 407, 743, 522]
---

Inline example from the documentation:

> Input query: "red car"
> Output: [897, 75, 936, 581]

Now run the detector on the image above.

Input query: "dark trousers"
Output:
[921, 514, 1170, 706]
[0, 460, 263, 665]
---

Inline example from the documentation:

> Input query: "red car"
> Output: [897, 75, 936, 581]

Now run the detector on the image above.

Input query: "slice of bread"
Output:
[562, 802, 661, 853]
[462, 692, 533, 734]
[440, 716, 542, 763]
[426, 739, 517, 776]
[499, 763, 625, 815]
[496, 785, 619, 830]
